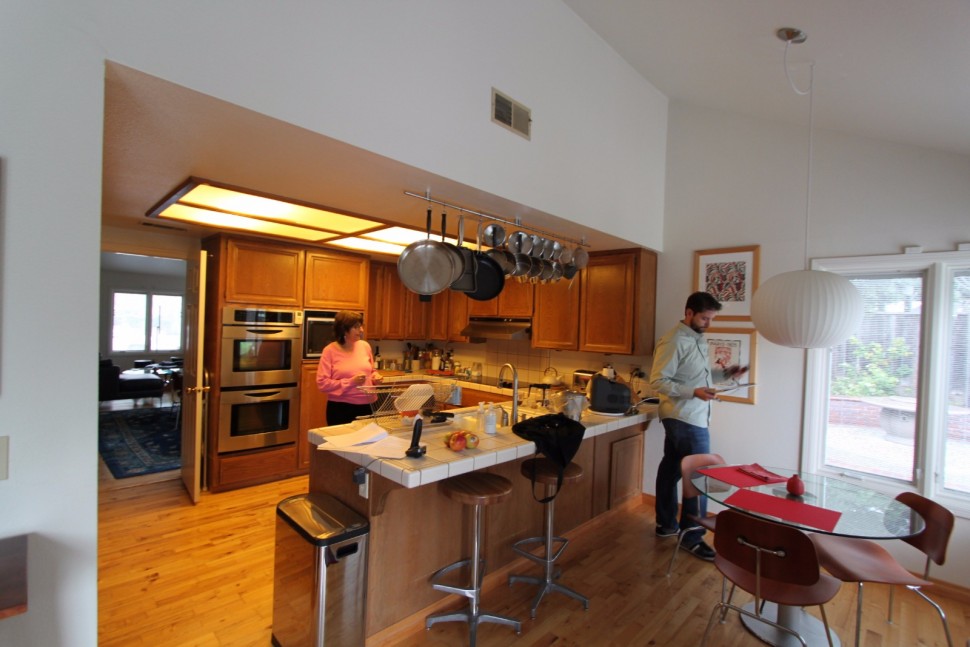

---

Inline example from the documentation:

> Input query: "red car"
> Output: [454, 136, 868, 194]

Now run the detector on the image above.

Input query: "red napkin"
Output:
[724, 488, 842, 532]
[698, 465, 784, 489]
[736, 463, 787, 484]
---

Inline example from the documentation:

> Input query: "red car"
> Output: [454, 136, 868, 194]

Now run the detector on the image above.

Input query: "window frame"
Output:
[804, 250, 970, 518]
[110, 289, 185, 355]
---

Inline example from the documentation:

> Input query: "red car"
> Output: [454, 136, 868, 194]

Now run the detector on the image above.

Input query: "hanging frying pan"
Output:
[397, 207, 457, 295]
[450, 213, 478, 292]
[486, 247, 515, 275]
[440, 211, 465, 285]
[467, 220, 505, 301]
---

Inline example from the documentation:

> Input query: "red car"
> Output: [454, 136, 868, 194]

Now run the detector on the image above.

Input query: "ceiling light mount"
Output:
[776, 27, 807, 45]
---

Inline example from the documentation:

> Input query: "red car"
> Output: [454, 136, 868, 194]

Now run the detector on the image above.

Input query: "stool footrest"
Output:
[512, 535, 569, 565]
[429, 558, 484, 600]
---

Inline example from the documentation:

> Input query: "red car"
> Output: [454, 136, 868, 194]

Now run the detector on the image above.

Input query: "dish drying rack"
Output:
[357, 382, 457, 428]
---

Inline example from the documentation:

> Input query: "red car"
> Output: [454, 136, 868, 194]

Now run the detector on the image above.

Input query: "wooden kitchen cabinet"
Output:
[592, 425, 645, 515]
[304, 250, 369, 310]
[466, 279, 534, 317]
[223, 237, 304, 306]
[532, 274, 582, 350]
[428, 290, 450, 341]
[299, 362, 327, 469]
[579, 248, 657, 355]
[447, 291, 469, 343]
[370, 262, 429, 341]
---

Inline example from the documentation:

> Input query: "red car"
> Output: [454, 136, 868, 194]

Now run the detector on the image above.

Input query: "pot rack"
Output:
[403, 190, 590, 248]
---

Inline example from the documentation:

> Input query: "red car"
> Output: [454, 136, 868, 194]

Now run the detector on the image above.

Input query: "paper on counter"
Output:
[318, 435, 411, 459]
[319, 422, 388, 448]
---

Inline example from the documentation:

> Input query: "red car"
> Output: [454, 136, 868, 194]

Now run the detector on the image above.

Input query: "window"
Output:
[111, 291, 184, 353]
[805, 251, 970, 513]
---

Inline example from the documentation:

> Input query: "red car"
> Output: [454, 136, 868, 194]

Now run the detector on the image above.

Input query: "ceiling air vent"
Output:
[492, 88, 531, 140]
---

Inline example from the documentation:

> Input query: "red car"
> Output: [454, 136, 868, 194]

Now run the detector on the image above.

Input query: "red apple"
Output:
[448, 433, 467, 452]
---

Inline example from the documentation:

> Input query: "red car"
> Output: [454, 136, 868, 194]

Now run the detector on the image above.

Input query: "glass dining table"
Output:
[690, 464, 925, 647]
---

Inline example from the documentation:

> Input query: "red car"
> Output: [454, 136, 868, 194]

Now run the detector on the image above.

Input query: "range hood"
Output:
[460, 317, 532, 342]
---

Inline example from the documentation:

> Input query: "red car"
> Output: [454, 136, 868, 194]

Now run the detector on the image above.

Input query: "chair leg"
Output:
[910, 586, 954, 647]
[853, 582, 865, 647]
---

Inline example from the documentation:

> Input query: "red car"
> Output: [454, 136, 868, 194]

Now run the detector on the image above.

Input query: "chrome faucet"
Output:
[497, 362, 518, 426]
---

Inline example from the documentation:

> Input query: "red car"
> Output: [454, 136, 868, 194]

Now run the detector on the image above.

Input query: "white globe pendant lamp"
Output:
[751, 28, 863, 349]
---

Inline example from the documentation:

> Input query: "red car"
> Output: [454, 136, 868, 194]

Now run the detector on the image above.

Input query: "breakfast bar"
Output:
[307, 404, 657, 638]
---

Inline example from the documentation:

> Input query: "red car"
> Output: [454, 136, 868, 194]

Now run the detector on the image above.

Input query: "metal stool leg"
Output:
[509, 484, 589, 618]
[427, 503, 521, 645]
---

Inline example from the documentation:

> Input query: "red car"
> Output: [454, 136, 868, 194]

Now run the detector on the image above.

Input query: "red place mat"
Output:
[724, 488, 842, 532]
[698, 465, 785, 489]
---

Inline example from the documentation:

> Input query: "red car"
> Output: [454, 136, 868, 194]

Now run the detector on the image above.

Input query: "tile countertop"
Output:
[308, 404, 658, 489]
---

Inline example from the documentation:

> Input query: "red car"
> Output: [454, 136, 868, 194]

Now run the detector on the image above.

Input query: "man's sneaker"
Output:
[681, 540, 715, 561]
[655, 525, 679, 538]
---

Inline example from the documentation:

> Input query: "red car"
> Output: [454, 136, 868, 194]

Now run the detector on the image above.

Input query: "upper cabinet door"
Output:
[304, 251, 369, 311]
[579, 249, 657, 355]
[532, 276, 581, 350]
[225, 238, 304, 306]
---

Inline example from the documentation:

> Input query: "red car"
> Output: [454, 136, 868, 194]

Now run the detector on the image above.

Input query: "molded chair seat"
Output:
[701, 509, 839, 647]
[810, 491, 955, 647]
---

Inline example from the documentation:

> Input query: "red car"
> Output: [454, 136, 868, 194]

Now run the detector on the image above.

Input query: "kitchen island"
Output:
[307, 404, 656, 639]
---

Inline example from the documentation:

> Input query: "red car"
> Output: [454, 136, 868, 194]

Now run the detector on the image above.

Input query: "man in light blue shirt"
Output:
[650, 292, 747, 561]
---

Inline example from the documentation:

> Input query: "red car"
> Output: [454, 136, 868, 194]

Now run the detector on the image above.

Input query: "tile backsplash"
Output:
[371, 338, 655, 399]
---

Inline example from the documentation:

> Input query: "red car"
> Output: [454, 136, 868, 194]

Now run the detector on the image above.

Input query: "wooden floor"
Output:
[98, 470, 968, 647]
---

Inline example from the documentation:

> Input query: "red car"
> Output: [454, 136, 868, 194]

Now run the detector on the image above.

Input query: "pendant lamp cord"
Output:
[784, 39, 815, 270]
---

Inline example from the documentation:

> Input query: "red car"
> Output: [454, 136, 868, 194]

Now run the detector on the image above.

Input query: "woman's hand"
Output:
[353, 373, 368, 386]
[371, 372, 384, 384]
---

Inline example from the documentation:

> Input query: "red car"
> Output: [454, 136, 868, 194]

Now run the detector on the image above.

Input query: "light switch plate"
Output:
[0, 436, 8, 480]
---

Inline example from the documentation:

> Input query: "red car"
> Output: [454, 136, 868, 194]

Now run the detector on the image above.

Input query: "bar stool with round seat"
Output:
[508, 457, 589, 618]
[426, 472, 521, 645]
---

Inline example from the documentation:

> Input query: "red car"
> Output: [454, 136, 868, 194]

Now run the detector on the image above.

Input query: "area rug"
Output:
[98, 408, 181, 479]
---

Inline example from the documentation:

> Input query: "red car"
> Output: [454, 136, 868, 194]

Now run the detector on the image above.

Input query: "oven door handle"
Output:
[242, 328, 288, 335]
[240, 390, 284, 398]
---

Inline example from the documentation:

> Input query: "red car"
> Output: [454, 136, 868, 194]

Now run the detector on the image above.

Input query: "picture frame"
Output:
[705, 327, 757, 405]
[693, 245, 760, 321]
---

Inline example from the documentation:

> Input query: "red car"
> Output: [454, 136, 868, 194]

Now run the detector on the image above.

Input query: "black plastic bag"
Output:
[512, 413, 585, 502]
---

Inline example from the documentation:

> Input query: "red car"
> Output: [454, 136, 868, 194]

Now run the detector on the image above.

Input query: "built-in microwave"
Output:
[220, 306, 303, 388]
[303, 310, 338, 359]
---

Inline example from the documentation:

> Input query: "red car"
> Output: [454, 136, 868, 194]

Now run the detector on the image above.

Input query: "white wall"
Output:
[0, 1, 667, 644]
[656, 100, 970, 587]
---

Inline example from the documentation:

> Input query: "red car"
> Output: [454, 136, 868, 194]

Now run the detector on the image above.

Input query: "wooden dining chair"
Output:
[809, 492, 955, 647]
[701, 509, 840, 647]
[666, 452, 725, 576]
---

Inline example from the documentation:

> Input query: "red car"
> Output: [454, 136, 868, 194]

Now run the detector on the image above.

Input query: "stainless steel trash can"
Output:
[271, 493, 369, 647]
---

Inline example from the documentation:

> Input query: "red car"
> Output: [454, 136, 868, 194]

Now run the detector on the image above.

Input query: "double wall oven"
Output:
[218, 306, 303, 453]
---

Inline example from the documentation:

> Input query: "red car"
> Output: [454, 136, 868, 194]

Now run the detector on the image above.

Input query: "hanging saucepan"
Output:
[563, 262, 579, 280]
[507, 230, 533, 255]
[550, 260, 565, 281]
[572, 246, 590, 269]
[467, 220, 506, 301]
[559, 246, 574, 264]
[482, 222, 506, 248]
[486, 247, 515, 276]
[450, 213, 478, 292]
[397, 207, 458, 295]
[547, 240, 563, 261]
[539, 258, 555, 282]
[527, 255, 544, 281]
[440, 211, 465, 285]
[510, 252, 532, 278]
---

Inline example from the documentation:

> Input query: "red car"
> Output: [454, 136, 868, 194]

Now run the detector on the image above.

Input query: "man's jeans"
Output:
[655, 418, 710, 543]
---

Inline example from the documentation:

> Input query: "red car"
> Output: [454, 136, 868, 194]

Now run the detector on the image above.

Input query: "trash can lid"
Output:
[276, 493, 369, 546]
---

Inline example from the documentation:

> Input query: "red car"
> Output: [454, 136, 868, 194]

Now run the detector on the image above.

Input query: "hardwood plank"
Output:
[99, 478, 967, 647]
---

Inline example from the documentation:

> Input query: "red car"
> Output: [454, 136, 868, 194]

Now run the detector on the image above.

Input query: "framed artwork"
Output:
[693, 245, 760, 321]
[705, 327, 757, 404]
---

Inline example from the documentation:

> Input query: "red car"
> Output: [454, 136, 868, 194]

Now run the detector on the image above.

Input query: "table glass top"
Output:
[691, 465, 924, 539]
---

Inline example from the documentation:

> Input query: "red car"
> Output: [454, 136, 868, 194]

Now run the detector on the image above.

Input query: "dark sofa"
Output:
[99, 359, 165, 402]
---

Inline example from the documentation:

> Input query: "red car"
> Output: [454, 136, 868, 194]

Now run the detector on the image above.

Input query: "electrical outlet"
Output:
[358, 471, 369, 499]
